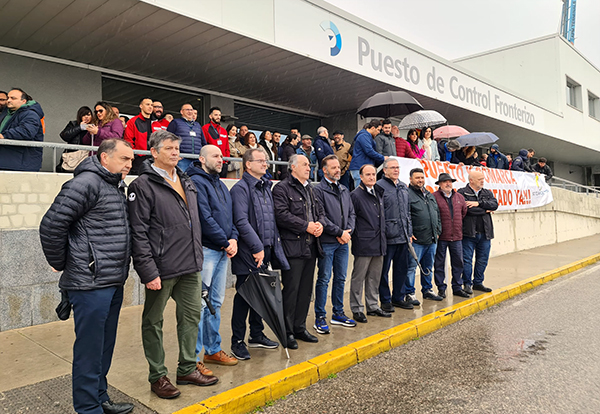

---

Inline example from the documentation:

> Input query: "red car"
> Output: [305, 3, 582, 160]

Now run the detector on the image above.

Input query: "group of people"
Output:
[39, 117, 503, 413]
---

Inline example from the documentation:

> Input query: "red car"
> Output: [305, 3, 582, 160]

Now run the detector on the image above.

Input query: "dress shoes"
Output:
[101, 400, 134, 414]
[381, 303, 395, 313]
[151, 376, 181, 399]
[367, 308, 391, 318]
[286, 334, 298, 349]
[463, 284, 473, 294]
[353, 312, 368, 323]
[176, 368, 218, 386]
[473, 284, 492, 292]
[294, 329, 319, 343]
[453, 289, 470, 298]
[438, 288, 446, 299]
[391, 299, 414, 310]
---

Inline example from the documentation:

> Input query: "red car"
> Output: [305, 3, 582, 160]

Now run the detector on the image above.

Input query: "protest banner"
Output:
[392, 157, 553, 211]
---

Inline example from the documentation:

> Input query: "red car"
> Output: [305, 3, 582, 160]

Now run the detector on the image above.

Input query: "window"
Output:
[566, 76, 582, 110]
[588, 91, 600, 120]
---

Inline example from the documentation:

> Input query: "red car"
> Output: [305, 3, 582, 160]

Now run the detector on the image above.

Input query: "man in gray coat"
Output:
[375, 119, 397, 157]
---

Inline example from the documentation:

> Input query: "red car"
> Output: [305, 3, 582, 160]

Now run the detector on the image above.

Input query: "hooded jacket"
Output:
[128, 160, 204, 284]
[0, 100, 44, 171]
[511, 149, 530, 172]
[487, 146, 509, 170]
[186, 161, 238, 251]
[39, 156, 131, 290]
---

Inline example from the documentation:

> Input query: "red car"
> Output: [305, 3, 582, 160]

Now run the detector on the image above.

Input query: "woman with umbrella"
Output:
[452, 146, 481, 166]
[418, 127, 440, 161]
[407, 129, 425, 159]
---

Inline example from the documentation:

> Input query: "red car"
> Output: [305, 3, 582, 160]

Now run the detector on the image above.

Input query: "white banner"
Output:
[393, 158, 554, 211]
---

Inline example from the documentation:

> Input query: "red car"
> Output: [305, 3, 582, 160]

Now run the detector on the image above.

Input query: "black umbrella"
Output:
[357, 91, 423, 118]
[238, 268, 290, 358]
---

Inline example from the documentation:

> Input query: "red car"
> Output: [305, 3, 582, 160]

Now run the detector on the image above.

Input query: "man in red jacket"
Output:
[432, 173, 470, 298]
[151, 101, 170, 132]
[124, 97, 154, 174]
[202, 107, 230, 178]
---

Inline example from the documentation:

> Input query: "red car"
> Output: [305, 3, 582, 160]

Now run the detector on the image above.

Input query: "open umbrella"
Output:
[455, 132, 499, 147]
[433, 125, 469, 140]
[237, 268, 290, 358]
[398, 110, 446, 129]
[357, 91, 423, 118]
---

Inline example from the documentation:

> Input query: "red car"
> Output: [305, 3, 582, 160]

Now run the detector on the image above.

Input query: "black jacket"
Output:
[313, 179, 356, 244]
[278, 142, 296, 180]
[532, 163, 553, 181]
[272, 175, 325, 259]
[408, 185, 441, 245]
[375, 177, 412, 244]
[59, 120, 87, 145]
[39, 156, 131, 290]
[457, 184, 499, 240]
[230, 172, 289, 274]
[511, 149, 530, 172]
[128, 160, 203, 284]
[350, 183, 386, 257]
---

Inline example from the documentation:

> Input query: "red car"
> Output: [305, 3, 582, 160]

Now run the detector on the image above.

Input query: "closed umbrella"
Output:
[237, 268, 290, 358]
[398, 110, 447, 129]
[455, 132, 499, 147]
[357, 91, 423, 118]
[433, 125, 470, 140]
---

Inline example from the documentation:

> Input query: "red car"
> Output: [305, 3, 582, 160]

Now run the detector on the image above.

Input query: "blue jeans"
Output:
[69, 286, 123, 414]
[406, 242, 437, 293]
[315, 242, 349, 318]
[462, 234, 491, 286]
[196, 247, 228, 357]
[380, 243, 409, 303]
[350, 170, 361, 189]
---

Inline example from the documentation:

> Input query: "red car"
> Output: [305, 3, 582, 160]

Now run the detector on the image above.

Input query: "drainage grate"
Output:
[0, 375, 156, 414]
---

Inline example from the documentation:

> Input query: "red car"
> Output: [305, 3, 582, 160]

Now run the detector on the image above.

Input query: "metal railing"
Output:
[0, 139, 304, 178]
[549, 176, 600, 197]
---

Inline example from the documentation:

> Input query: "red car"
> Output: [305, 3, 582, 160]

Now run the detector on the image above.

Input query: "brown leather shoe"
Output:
[196, 361, 214, 376]
[177, 368, 219, 386]
[151, 376, 181, 399]
[204, 350, 239, 366]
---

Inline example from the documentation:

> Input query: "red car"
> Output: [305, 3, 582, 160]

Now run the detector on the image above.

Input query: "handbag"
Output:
[61, 149, 89, 172]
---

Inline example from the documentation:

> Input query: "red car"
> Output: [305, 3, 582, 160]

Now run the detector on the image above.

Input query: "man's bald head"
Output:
[199, 144, 223, 175]
[468, 170, 485, 191]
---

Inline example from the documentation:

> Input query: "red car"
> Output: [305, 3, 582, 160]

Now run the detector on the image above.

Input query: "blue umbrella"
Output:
[455, 132, 499, 147]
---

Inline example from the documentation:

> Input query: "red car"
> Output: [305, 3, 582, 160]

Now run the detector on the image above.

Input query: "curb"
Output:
[174, 253, 600, 414]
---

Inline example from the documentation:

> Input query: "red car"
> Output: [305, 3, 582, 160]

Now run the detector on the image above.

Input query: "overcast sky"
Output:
[323, 0, 600, 69]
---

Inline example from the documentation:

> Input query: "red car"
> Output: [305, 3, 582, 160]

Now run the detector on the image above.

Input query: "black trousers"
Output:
[230, 247, 271, 343]
[281, 249, 317, 336]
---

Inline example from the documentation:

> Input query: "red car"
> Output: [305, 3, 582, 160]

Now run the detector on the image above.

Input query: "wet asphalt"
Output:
[263, 263, 600, 414]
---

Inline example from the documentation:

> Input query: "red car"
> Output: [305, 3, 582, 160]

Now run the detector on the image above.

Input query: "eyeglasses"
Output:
[249, 159, 268, 164]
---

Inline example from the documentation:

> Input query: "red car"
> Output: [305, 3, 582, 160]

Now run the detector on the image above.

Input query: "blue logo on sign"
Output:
[320, 21, 342, 56]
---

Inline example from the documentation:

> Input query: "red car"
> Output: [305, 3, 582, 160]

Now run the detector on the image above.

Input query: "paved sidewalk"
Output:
[1, 234, 599, 414]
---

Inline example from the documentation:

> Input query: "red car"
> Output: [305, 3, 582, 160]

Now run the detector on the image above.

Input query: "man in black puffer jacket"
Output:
[40, 139, 135, 414]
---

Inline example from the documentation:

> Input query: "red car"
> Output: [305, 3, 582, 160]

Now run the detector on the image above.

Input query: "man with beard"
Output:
[202, 107, 230, 178]
[186, 145, 239, 373]
[151, 101, 170, 132]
